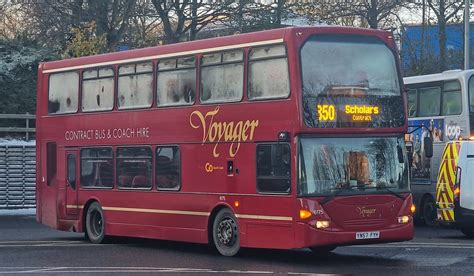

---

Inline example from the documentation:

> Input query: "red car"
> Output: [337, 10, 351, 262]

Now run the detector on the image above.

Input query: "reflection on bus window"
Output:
[80, 148, 113, 188]
[298, 137, 408, 196]
[256, 143, 290, 194]
[201, 50, 243, 104]
[442, 81, 462, 115]
[157, 57, 195, 107]
[301, 35, 399, 98]
[48, 72, 79, 114]
[249, 45, 289, 100]
[407, 89, 417, 117]
[117, 147, 152, 189]
[418, 87, 441, 117]
[82, 67, 114, 112]
[118, 62, 153, 109]
[156, 146, 180, 190]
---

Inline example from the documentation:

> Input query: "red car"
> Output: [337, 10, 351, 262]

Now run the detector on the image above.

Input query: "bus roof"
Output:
[404, 69, 474, 85]
[41, 26, 392, 74]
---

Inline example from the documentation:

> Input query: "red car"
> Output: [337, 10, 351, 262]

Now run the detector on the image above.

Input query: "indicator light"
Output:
[410, 204, 416, 214]
[398, 216, 410, 224]
[234, 201, 240, 207]
[316, 220, 330, 229]
[299, 209, 312, 220]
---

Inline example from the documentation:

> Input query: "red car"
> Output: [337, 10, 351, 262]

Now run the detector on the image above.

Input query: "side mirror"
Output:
[397, 145, 405, 164]
[424, 137, 433, 158]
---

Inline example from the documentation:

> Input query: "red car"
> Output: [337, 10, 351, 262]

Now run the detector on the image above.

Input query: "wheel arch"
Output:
[207, 203, 235, 245]
[81, 197, 102, 233]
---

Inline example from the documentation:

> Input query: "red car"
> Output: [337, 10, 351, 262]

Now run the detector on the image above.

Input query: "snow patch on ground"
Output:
[0, 138, 35, 146]
[0, 208, 36, 216]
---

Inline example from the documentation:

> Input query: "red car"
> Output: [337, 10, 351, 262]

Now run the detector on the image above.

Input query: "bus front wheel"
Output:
[85, 202, 106, 244]
[212, 208, 240, 256]
[422, 196, 437, 226]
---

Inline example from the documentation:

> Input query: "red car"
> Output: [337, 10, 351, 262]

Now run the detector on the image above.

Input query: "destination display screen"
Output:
[317, 104, 379, 122]
[300, 34, 405, 129]
[304, 96, 404, 128]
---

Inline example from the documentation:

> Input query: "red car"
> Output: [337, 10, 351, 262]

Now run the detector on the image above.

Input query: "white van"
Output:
[436, 141, 474, 236]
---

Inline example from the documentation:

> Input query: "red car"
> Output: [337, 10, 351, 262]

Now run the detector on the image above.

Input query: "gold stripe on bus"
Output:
[66, 205, 83, 209]
[102, 207, 210, 217]
[43, 39, 285, 74]
[235, 214, 293, 222]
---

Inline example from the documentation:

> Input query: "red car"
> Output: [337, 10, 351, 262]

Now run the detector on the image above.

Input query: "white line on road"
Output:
[0, 267, 335, 275]
[2, 240, 474, 250]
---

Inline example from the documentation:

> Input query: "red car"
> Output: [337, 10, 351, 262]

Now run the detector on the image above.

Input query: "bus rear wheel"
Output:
[212, 208, 240, 256]
[86, 202, 106, 244]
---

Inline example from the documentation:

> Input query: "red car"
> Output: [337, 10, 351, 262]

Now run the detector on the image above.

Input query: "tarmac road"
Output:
[1, 211, 474, 275]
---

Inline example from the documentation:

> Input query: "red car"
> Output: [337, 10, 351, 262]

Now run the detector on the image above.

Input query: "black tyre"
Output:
[461, 227, 474, 238]
[422, 197, 437, 226]
[212, 208, 240, 257]
[85, 202, 106, 244]
[309, 246, 337, 255]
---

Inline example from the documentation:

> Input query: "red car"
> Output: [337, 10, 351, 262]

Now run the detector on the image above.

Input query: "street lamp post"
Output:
[465, 0, 470, 70]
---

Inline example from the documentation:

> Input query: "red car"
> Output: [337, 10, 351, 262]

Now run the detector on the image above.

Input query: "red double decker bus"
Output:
[36, 27, 414, 256]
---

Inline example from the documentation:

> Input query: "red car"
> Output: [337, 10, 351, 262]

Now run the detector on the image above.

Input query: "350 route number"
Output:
[317, 104, 336, 121]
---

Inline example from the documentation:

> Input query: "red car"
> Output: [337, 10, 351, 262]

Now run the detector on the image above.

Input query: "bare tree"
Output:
[149, 0, 233, 44]
[296, 0, 410, 29]
[426, 0, 464, 71]
[20, 0, 136, 52]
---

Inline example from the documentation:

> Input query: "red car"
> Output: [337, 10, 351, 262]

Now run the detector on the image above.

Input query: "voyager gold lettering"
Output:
[190, 107, 259, 158]
[357, 206, 377, 218]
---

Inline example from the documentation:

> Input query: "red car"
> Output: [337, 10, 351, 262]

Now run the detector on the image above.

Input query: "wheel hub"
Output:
[217, 218, 236, 246]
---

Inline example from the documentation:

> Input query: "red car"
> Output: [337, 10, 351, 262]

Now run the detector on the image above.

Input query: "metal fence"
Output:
[0, 114, 36, 140]
[0, 145, 36, 209]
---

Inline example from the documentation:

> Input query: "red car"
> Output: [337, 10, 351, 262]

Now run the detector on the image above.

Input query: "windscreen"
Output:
[301, 34, 404, 128]
[298, 137, 409, 196]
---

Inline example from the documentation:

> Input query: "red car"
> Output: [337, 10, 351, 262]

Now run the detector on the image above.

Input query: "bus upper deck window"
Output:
[48, 72, 79, 114]
[82, 67, 114, 112]
[157, 57, 196, 107]
[200, 50, 243, 104]
[442, 80, 462, 115]
[248, 44, 290, 100]
[118, 62, 153, 110]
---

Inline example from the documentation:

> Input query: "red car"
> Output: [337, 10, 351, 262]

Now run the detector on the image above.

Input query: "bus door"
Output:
[65, 150, 79, 216]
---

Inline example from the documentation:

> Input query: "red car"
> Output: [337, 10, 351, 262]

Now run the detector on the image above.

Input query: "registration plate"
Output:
[355, 231, 380, 240]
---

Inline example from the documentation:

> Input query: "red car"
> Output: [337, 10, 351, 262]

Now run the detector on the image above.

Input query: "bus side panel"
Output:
[39, 142, 59, 229]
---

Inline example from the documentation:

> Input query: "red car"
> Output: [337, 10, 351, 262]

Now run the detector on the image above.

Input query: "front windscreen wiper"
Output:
[366, 185, 406, 201]
[320, 186, 360, 206]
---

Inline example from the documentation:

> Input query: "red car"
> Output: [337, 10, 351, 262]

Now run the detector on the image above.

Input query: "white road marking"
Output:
[0, 267, 335, 275]
[17, 267, 67, 273]
[2, 240, 474, 249]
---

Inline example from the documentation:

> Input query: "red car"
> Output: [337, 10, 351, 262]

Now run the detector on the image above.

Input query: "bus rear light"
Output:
[410, 204, 416, 214]
[398, 216, 410, 224]
[316, 220, 330, 229]
[299, 209, 312, 220]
